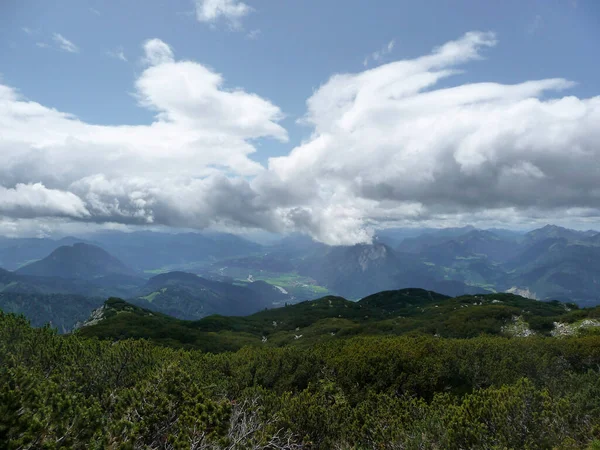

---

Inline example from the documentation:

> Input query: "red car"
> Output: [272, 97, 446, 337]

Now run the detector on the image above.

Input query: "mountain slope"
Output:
[297, 243, 488, 299]
[16, 243, 137, 280]
[0, 236, 94, 270]
[522, 224, 597, 245]
[0, 292, 102, 333]
[402, 229, 520, 264]
[396, 226, 478, 253]
[89, 230, 263, 271]
[507, 240, 600, 305]
[0, 267, 140, 298]
[132, 271, 274, 319]
[77, 289, 598, 352]
[298, 243, 421, 298]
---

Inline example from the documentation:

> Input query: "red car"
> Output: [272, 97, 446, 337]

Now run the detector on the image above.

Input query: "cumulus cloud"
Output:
[266, 31, 600, 242]
[0, 184, 89, 219]
[142, 39, 174, 65]
[2, 32, 600, 244]
[52, 33, 79, 53]
[195, 0, 252, 29]
[0, 39, 286, 232]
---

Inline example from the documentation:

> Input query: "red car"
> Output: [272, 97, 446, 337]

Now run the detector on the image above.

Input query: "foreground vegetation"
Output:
[3, 309, 600, 449]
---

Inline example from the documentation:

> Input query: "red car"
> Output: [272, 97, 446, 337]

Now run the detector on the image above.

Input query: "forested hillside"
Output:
[0, 292, 102, 333]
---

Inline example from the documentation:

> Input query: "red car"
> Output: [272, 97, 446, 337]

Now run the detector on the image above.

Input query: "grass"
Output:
[143, 262, 210, 275]
[252, 273, 330, 297]
[140, 288, 167, 303]
[16, 259, 41, 269]
[1, 281, 19, 290]
[202, 266, 331, 300]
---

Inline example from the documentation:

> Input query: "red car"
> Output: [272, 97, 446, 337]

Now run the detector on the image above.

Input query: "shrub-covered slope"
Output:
[3, 311, 600, 449]
[77, 289, 600, 352]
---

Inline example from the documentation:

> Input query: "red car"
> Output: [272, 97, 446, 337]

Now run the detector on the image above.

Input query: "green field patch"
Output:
[205, 266, 331, 300]
[16, 259, 41, 269]
[140, 288, 167, 303]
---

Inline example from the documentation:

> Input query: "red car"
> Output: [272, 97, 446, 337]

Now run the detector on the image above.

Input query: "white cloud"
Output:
[0, 183, 89, 219]
[363, 39, 395, 67]
[195, 0, 253, 29]
[89, 7, 101, 15]
[266, 31, 600, 243]
[52, 33, 79, 53]
[36, 42, 49, 49]
[0, 38, 286, 231]
[2, 32, 600, 244]
[142, 38, 174, 65]
[22, 27, 34, 35]
[107, 46, 127, 62]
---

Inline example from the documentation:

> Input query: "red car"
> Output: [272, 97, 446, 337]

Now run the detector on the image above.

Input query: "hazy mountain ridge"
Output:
[3, 224, 600, 331]
[89, 230, 263, 270]
[16, 243, 137, 280]
[131, 271, 278, 320]
[0, 236, 95, 270]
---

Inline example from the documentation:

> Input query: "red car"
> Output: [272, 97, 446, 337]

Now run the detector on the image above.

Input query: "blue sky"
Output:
[1, 0, 600, 241]
[2, 0, 599, 162]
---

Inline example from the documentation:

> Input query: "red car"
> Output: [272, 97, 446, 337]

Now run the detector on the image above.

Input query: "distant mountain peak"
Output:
[356, 244, 389, 271]
[540, 224, 566, 231]
[16, 243, 136, 280]
[525, 224, 588, 243]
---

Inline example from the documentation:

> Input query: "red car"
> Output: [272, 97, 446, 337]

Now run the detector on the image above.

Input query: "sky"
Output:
[0, 0, 600, 243]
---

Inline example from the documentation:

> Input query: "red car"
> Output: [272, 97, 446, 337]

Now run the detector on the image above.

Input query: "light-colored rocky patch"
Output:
[551, 319, 600, 337]
[358, 245, 388, 272]
[505, 287, 538, 300]
[74, 305, 107, 329]
[502, 315, 536, 337]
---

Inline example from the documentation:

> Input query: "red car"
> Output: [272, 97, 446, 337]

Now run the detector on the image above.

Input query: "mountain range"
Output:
[2, 224, 600, 332]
